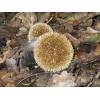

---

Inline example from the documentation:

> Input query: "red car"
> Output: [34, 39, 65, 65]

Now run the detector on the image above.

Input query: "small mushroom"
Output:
[28, 23, 53, 42]
[33, 32, 74, 72]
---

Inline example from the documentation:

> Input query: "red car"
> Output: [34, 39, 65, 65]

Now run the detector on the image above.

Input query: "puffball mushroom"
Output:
[34, 32, 74, 72]
[28, 23, 53, 42]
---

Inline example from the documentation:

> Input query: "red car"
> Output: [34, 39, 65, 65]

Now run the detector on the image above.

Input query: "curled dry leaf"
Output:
[1, 72, 15, 80]
[64, 32, 80, 47]
[48, 71, 76, 87]
[64, 24, 74, 33]
[16, 27, 28, 37]
[86, 27, 100, 34]
[0, 67, 30, 87]
[0, 48, 13, 64]
[74, 13, 87, 21]
[6, 39, 20, 49]
[56, 13, 88, 26]
[38, 12, 51, 23]
[0, 70, 8, 78]
[11, 12, 37, 29]
[0, 72, 15, 87]
[0, 70, 8, 86]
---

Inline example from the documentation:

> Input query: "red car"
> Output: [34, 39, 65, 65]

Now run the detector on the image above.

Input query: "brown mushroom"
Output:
[33, 32, 74, 72]
[28, 23, 53, 42]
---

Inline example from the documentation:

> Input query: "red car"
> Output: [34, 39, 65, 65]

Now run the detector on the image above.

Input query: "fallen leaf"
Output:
[48, 71, 76, 87]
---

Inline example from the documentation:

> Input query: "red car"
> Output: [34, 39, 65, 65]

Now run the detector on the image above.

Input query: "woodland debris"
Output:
[48, 71, 76, 87]
[0, 12, 100, 87]
[11, 12, 37, 29]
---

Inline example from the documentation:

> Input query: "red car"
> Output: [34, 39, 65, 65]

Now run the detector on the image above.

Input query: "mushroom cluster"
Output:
[28, 23, 74, 72]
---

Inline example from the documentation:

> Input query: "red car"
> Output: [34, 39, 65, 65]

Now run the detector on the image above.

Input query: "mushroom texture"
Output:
[28, 23, 53, 42]
[34, 32, 74, 72]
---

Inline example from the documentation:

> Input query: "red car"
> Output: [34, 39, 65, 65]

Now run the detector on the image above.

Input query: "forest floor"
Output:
[0, 12, 100, 87]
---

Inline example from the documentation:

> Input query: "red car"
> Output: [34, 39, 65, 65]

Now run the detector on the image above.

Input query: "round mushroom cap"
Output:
[28, 23, 53, 42]
[34, 32, 74, 72]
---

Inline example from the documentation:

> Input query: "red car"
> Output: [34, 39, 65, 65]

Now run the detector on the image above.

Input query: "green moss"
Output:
[84, 33, 100, 43]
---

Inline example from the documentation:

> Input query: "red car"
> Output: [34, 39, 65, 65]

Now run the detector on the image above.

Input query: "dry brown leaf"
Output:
[6, 39, 20, 49]
[0, 48, 13, 64]
[38, 12, 51, 23]
[48, 71, 76, 87]
[94, 44, 100, 56]
[6, 83, 15, 87]
[1, 72, 15, 83]
[86, 27, 100, 34]
[12, 12, 37, 29]
[0, 70, 8, 78]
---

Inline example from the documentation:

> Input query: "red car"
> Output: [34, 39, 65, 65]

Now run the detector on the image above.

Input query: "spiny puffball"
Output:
[33, 32, 74, 72]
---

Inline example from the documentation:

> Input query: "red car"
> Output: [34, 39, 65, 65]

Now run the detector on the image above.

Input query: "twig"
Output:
[64, 32, 80, 47]
[16, 72, 50, 86]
